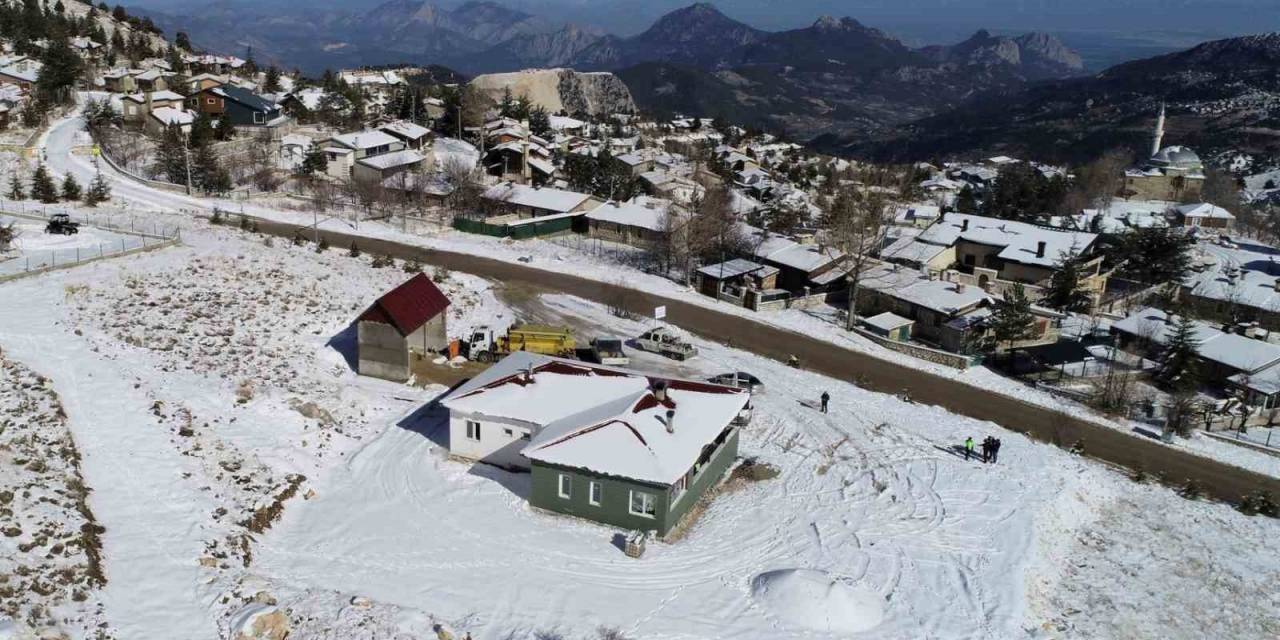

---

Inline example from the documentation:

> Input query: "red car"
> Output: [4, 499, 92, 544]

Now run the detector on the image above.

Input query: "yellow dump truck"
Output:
[464, 324, 577, 362]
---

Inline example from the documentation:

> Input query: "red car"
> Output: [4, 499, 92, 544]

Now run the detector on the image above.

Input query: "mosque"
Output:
[1122, 104, 1205, 201]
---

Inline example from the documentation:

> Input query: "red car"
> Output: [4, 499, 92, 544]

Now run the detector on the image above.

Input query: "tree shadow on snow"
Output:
[327, 323, 359, 372]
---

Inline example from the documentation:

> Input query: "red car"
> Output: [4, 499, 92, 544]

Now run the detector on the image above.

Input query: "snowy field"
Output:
[0, 214, 156, 276]
[0, 224, 1276, 638]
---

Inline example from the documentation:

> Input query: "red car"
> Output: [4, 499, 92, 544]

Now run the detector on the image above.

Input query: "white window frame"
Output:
[589, 481, 601, 506]
[629, 490, 656, 518]
[503, 427, 514, 438]
[558, 474, 572, 499]
[465, 420, 481, 441]
[254, 111, 265, 124]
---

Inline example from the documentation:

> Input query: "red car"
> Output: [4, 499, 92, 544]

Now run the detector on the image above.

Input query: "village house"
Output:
[378, 120, 432, 150]
[188, 85, 285, 128]
[481, 182, 603, 220]
[354, 149, 427, 184]
[144, 107, 195, 136]
[695, 258, 784, 309]
[750, 233, 847, 294]
[439, 352, 750, 537]
[321, 129, 405, 179]
[584, 196, 682, 248]
[121, 90, 186, 124]
[1112, 307, 1280, 409]
[182, 54, 246, 76]
[1174, 202, 1235, 230]
[856, 263, 1061, 352]
[186, 73, 226, 94]
[639, 170, 704, 206]
[355, 273, 451, 382]
[889, 212, 1107, 307]
[0, 57, 39, 89]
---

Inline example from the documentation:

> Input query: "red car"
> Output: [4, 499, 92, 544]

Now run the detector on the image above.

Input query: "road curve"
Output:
[40, 113, 1280, 504]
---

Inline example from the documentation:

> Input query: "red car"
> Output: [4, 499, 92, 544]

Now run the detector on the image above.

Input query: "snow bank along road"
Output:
[42, 114, 1280, 504]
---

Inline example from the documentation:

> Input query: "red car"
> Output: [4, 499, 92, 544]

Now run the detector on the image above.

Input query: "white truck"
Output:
[635, 326, 698, 361]
[590, 337, 630, 366]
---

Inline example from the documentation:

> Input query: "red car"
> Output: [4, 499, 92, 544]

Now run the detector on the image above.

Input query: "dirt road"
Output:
[248, 216, 1280, 503]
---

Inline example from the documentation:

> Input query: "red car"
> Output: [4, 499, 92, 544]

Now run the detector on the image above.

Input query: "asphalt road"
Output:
[245, 215, 1280, 504]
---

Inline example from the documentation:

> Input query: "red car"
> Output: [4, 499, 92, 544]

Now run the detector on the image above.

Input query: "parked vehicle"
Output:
[635, 326, 698, 361]
[708, 371, 763, 392]
[45, 213, 79, 235]
[591, 336, 629, 366]
[464, 324, 577, 362]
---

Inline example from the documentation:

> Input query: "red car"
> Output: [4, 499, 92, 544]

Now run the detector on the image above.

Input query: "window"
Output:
[671, 475, 686, 501]
[558, 474, 572, 499]
[503, 428, 514, 437]
[206, 97, 215, 105]
[629, 490, 656, 518]
[254, 111, 265, 124]
[589, 481, 601, 506]
[465, 420, 480, 441]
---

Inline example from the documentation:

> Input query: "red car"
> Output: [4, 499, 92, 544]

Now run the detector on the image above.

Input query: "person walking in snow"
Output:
[980, 437, 991, 463]
[820, 391, 830, 414]
[991, 438, 1002, 464]
[964, 436, 974, 461]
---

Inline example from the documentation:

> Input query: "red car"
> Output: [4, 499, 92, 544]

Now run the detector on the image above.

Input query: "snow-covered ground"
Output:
[1, 222, 1277, 638]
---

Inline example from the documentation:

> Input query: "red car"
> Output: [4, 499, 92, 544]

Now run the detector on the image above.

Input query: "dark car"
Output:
[708, 371, 763, 391]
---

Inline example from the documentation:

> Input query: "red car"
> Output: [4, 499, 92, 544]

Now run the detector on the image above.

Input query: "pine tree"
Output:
[1044, 247, 1092, 313]
[264, 66, 282, 93]
[7, 169, 24, 200]
[193, 145, 231, 194]
[30, 163, 58, 203]
[61, 173, 81, 201]
[84, 164, 112, 206]
[1159, 312, 1201, 392]
[298, 148, 328, 177]
[989, 283, 1037, 356]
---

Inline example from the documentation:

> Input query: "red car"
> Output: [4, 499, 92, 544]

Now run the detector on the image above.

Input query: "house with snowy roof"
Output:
[321, 129, 406, 179]
[1112, 307, 1280, 409]
[378, 120, 431, 150]
[122, 90, 186, 123]
[355, 273, 451, 381]
[908, 212, 1108, 307]
[585, 196, 684, 247]
[1174, 202, 1235, 230]
[439, 351, 750, 536]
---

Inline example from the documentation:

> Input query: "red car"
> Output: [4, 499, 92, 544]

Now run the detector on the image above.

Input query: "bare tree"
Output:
[825, 185, 889, 330]
[1077, 149, 1132, 213]
[248, 131, 282, 192]
[683, 181, 744, 286]
[0, 221, 18, 252]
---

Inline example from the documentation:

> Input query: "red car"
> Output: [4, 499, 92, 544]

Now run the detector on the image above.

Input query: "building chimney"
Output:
[665, 408, 676, 434]
[1273, 277, 1280, 293]
[524, 364, 534, 383]
[145, 90, 153, 115]
[1036, 241, 1046, 258]
[961, 218, 969, 231]
[956, 282, 965, 293]
[653, 381, 668, 403]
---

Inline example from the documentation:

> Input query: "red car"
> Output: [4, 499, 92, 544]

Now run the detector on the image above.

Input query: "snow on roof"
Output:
[1184, 248, 1280, 313]
[1177, 202, 1235, 220]
[585, 197, 678, 232]
[442, 352, 650, 429]
[124, 90, 185, 103]
[149, 107, 194, 126]
[883, 236, 950, 266]
[430, 137, 479, 169]
[698, 259, 778, 280]
[917, 213, 1097, 268]
[1113, 307, 1280, 375]
[289, 87, 326, 111]
[526, 157, 556, 176]
[482, 182, 596, 214]
[357, 149, 425, 171]
[379, 120, 430, 140]
[864, 312, 914, 332]
[331, 130, 400, 151]
[357, 273, 450, 336]
[894, 204, 940, 224]
[522, 379, 748, 485]
[860, 264, 992, 314]
[752, 234, 844, 274]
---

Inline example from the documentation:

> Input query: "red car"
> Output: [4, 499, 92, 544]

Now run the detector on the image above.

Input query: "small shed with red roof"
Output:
[356, 273, 451, 381]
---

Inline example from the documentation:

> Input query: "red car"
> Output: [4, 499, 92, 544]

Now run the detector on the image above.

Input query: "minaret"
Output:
[1151, 103, 1166, 157]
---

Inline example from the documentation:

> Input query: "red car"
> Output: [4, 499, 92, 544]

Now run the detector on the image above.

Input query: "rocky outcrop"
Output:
[470, 68, 636, 115]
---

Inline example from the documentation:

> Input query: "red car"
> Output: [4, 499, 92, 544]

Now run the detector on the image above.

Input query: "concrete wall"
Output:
[448, 413, 532, 469]
[357, 320, 409, 381]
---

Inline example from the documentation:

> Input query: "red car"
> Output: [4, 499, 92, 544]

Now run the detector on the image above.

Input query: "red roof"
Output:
[358, 273, 451, 336]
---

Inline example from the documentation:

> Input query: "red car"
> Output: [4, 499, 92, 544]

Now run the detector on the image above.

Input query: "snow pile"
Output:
[751, 569, 885, 633]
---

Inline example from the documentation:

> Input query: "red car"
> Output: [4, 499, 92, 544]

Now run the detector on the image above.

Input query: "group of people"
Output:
[963, 436, 1002, 463]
